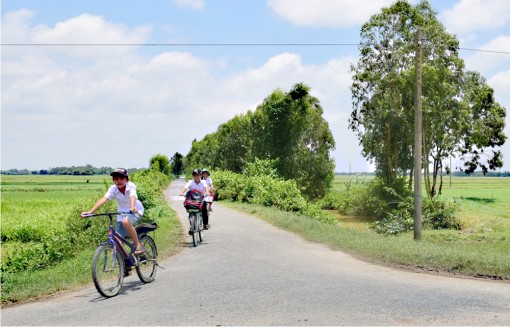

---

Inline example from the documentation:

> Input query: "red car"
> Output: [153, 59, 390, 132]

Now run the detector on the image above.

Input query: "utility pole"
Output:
[413, 29, 423, 241]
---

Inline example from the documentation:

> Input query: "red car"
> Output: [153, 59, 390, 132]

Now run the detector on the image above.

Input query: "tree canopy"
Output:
[185, 82, 335, 200]
[350, 0, 506, 199]
[170, 152, 185, 176]
[149, 154, 171, 175]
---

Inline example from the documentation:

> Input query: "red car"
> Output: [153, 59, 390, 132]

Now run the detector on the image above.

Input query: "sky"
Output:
[2, 0, 510, 173]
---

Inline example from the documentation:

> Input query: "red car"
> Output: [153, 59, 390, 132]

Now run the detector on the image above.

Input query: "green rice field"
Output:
[1, 175, 109, 239]
[332, 175, 510, 232]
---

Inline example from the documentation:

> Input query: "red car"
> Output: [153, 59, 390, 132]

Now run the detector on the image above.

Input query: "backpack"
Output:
[184, 189, 204, 211]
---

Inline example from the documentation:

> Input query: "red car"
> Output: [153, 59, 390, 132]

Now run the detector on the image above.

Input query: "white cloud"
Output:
[489, 70, 510, 93]
[463, 35, 510, 75]
[2, 11, 151, 63]
[173, 0, 205, 10]
[442, 0, 510, 33]
[0, 9, 35, 43]
[267, 0, 393, 27]
[488, 69, 510, 116]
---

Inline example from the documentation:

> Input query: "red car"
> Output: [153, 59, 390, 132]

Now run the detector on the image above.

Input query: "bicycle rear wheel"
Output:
[92, 243, 124, 298]
[136, 235, 158, 283]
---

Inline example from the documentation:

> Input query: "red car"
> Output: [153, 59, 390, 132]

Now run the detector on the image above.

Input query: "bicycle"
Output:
[83, 211, 158, 298]
[187, 208, 204, 247]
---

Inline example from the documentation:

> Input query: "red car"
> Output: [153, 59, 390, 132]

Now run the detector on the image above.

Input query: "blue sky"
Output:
[2, 0, 510, 173]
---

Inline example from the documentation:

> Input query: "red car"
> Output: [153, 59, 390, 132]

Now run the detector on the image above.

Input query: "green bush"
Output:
[320, 177, 415, 219]
[423, 198, 461, 230]
[214, 170, 334, 224]
[1, 224, 44, 243]
[374, 208, 414, 235]
[300, 203, 336, 224]
[214, 170, 244, 201]
[335, 179, 387, 218]
[316, 190, 344, 210]
[242, 158, 280, 178]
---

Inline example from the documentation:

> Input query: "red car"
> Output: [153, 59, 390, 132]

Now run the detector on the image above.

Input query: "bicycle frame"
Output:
[187, 210, 202, 229]
[186, 209, 204, 247]
[88, 212, 138, 267]
[108, 218, 137, 267]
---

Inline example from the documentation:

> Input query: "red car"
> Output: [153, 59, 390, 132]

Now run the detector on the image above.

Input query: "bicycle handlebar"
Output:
[82, 211, 133, 218]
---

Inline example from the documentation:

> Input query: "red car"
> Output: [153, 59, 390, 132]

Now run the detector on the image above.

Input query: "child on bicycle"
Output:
[81, 168, 145, 254]
[201, 168, 214, 212]
[179, 168, 210, 232]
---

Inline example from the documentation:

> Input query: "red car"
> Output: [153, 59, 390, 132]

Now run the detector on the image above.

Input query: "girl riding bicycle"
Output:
[179, 168, 210, 232]
[201, 168, 214, 212]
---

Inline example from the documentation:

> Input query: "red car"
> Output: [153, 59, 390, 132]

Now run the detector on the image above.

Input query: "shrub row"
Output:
[1, 169, 171, 274]
[214, 170, 335, 224]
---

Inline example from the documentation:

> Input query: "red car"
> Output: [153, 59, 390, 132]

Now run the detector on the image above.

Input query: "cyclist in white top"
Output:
[201, 168, 214, 213]
[179, 168, 210, 230]
[81, 168, 145, 254]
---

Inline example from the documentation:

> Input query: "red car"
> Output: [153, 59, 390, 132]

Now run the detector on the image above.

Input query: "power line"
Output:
[1, 42, 509, 54]
[459, 47, 510, 55]
[0, 42, 360, 46]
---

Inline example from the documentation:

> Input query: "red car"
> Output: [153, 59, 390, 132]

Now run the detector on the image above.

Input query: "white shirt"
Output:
[184, 179, 207, 194]
[104, 181, 144, 221]
[201, 177, 214, 202]
[203, 177, 213, 188]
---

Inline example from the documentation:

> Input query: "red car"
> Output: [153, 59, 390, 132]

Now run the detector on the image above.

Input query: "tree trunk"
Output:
[385, 123, 395, 184]
[439, 160, 444, 196]
[431, 157, 439, 199]
[423, 131, 432, 202]
[408, 167, 413, 190]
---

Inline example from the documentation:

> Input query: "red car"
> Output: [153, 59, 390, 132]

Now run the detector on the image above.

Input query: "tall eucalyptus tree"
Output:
[350, 0, 506, 200]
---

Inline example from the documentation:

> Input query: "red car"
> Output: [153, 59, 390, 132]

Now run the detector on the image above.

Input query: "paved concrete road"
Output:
[2, 178, 510, 326]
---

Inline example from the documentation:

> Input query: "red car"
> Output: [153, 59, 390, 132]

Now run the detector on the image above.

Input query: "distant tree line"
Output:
[1, 165, 140, 176]
[449, 171, 510, 177]
[335, 171, 510, 177]
[3, 164, 506, 177]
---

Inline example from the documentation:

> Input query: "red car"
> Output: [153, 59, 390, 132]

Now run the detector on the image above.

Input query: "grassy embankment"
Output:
[1, 175, 182, 305]
[224, 175, 510, 279]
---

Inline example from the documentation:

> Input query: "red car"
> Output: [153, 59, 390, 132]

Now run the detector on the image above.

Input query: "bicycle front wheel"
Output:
[92, 243, 124, 298]
[198, 213, 204, 242]
[191, 213, 199, 247]
[136, 235, 158, 283]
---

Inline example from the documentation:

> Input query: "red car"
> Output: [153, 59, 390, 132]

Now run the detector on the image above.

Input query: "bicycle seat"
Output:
[135, 222, 157, 234]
